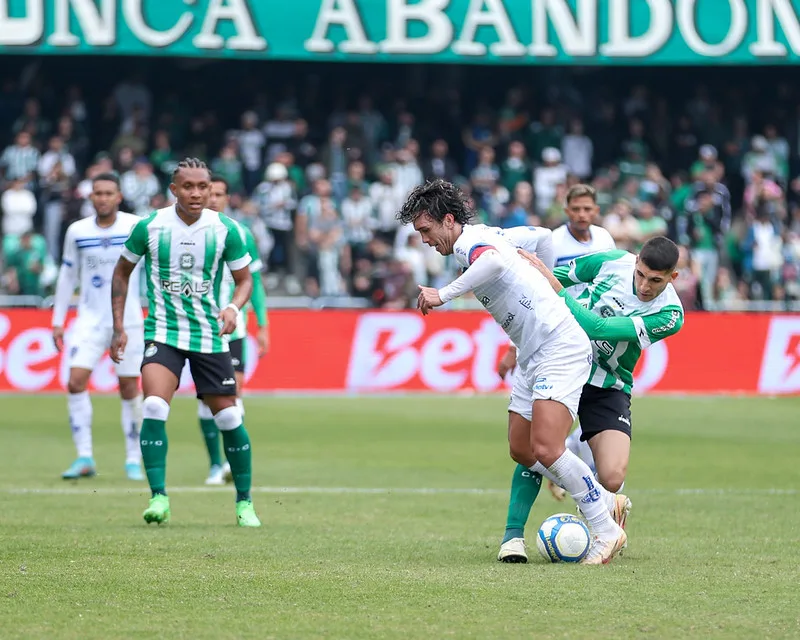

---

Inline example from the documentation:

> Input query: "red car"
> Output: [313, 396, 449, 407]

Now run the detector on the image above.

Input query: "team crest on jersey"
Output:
[180, 253, 195, 270]
[91, 275, 103, 288]
[100, 237, 112, 249]
[144, 344, 158, 358]
[597, 305, 615, 318]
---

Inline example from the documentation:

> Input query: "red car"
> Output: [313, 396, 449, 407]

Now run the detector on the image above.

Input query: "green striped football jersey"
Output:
[121, 205, 251, 353]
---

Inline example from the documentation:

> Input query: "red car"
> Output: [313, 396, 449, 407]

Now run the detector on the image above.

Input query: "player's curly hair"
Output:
[172, 157, 210, 182]
[396, 179, 474, 226]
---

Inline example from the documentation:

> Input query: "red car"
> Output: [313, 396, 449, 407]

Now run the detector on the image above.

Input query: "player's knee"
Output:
[597, 465, 627, 493]
[67, 379, 87, 394]
[197, 399, 213, 420]
[142, 396, 170, 421]
[508, 440, 530, 465]
[213, 405, 243, 432]
[530, 439, 562, 468]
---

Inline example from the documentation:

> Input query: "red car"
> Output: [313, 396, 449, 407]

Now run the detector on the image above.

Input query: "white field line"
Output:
[1, 486, 796, 496]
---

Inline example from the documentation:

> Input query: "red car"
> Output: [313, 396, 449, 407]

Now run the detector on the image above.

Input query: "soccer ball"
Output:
[536, 513, 591, 563]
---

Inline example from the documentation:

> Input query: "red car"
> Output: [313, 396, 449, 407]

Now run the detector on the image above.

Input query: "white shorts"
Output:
[508, 323, 592, 422]
[67, 324, 144, 379]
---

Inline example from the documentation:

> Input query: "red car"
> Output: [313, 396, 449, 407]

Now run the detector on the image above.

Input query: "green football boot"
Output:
[236, 500, 261, 528]
[143, 494, 170, 525]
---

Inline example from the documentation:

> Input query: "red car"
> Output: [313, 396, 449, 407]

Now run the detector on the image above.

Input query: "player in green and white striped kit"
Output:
[498, 237, 684, 562]
[110, 158, 261, 527]
[199, 175, 269, 486]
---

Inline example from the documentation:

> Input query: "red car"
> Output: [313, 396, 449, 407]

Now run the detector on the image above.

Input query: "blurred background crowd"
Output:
[2, 59, 799, 310]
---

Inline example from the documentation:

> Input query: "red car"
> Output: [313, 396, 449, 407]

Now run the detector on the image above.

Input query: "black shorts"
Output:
[577, 384, 632, 441]
[229, 338, 245, 374]
[141, 342, 237, 397]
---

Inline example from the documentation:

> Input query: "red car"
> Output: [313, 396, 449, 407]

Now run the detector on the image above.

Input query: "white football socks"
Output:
[121, 396, 143, 464]
[542, 450, 618, 538]
[565, 425, 597, 473]
[68, 391, 93, 458]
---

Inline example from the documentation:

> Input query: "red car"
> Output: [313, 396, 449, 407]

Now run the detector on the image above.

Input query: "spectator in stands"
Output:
[1, 131, 40, 190]
[743, 200, 783, 301]
[604, 199, 641, 252]
[422, 138, 457, 183]
[235, 111, 266, 194]
[341, 183, 375, 261]
[686, 190, 723, 307]
[673, 245, 701, 310]
[500, 140, 531, 194]
[2, 229, 51, 296]
[308, 196, 346, 297]
[533, 147, 568, 216]
[38, 136, 76, 259]
[256, 162, 297, 292]
[1, 178, 37, 242]
[121, 158, 160, 216]
[561, 118, 593, 180]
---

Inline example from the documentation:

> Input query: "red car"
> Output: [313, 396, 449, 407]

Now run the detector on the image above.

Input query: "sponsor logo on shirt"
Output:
[618, 415, 631, 427]
[222, 378, 236, 386]
[144, 344, 158, 358]
[480, 296, 491, 305]
[161, 280, 211, 296]
[518, 295, 533, 310]
[501, 312, 515, 330]
[533, 375, 553, 391]
[87, 256, 117, 269]
[612, 297, 625, 309]
[652, 310, 681, 334]
[91, 275, 104, 288]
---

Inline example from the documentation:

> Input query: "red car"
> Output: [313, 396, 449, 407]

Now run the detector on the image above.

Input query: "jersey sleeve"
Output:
[636, 306, 684, 348]
[245, 227, 263, 273]
[52, 225, 79, 327]
[452, 227, 497, 270]
[559, 292, 684, 347]
[221, 217, 252, 272]
[499, 226, 555, 269]
[553, 250, 628, 287]
[121, 217, 150, 264]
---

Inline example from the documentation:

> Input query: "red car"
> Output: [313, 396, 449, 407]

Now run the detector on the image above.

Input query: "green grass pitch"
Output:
[1, 395, 799, 639]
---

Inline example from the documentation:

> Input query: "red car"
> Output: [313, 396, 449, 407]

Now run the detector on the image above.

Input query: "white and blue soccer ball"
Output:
[536, 513, 591, 563]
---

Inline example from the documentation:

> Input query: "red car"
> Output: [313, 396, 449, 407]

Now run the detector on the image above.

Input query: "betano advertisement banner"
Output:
[2, 0, 800, 64]
[1, 309, 799, 395]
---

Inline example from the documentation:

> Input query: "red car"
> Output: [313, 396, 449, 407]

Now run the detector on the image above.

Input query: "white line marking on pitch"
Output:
[1, 486, 796, 496]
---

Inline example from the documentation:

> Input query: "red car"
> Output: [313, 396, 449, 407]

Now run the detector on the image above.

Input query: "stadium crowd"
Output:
[1, 62, 799, 310]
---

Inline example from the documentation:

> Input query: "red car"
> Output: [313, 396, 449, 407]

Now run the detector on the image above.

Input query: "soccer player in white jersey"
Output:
[110, 158, 261, 527]
[498, 237, 685, 562]
[498, 185, 617, 515]
[400, 180, 627, 565]
[199, 175, 269, 486]
[52, 172, 145, 481]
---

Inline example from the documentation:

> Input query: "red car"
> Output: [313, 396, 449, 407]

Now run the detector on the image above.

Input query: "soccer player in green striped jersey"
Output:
[199, 175, 269, 486]
[498, 236, 683, 561]
[110, 158, 261, 527]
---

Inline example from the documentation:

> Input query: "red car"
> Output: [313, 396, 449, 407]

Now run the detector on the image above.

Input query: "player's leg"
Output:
[579, 386, 633, 529]
[139, 342, 184, 524]
[118, 377, 144, 481]
[62, 326, 105, 479]
[497, 371, 542, 563]
[527, 335, 625, 565]
[191, 351, 260, 527]
[63, 366, 96, 479]
[115, 328, 145, 481]
[223, 338, 247, 484]
[198, 398, 225, 485]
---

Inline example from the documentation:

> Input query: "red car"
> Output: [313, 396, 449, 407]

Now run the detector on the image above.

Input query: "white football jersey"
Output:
[552, 224, 616, 267]
[54, 213, 144, 329]
[452, 224, 575, 362]
[494, 225, 555, 270]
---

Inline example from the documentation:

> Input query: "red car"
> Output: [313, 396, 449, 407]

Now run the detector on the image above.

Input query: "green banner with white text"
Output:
[2, 0, 800, 64]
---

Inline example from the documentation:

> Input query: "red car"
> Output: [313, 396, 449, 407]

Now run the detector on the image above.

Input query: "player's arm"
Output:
[551, 250, 628, 288]
[110, 219, 149, 362]
[219, 217, 254, 335]
[245, 230, 269, 356]
[438, 245, 505, 303]
[560, 292, 684, 346]
[52, 226, 78, 351]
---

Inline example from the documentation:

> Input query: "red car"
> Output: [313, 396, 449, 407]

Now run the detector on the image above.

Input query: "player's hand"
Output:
[497, 347, 517, 379]
[218, 307, 238, 336]
[52, 326, 65, 352]
[110, 329, 127, 364]
[417, 285, 443, 316]
[257, 326, 269, 358]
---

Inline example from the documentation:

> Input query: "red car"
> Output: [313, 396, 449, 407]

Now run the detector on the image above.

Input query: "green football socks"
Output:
[222, 425, 252, 502]
[199, 417, 223, 467]
[502, 464, 542, 544]
[140, 418, 168, 496]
